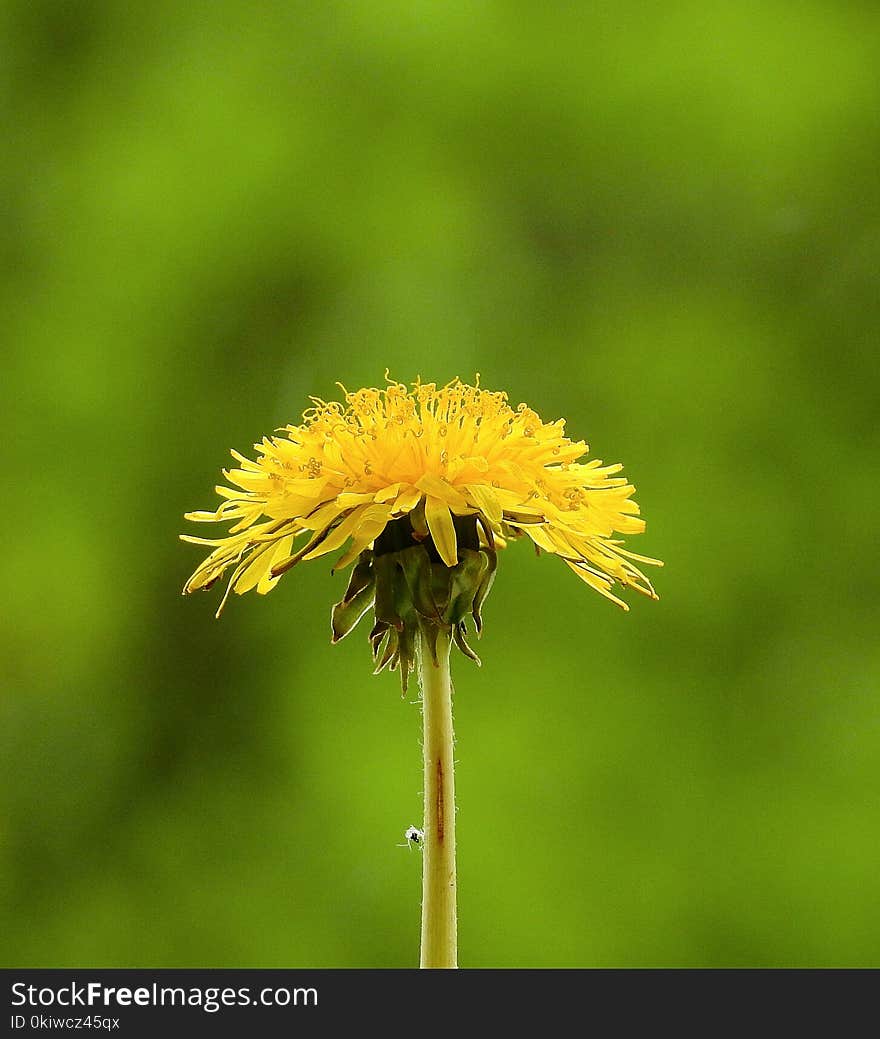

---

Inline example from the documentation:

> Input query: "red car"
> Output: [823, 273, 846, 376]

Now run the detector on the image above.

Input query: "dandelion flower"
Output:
[183, 376, 659, 619]
[181, 376, 662, 967]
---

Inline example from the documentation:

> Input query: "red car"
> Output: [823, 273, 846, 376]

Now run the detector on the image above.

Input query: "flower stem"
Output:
[418, 626, 457, 968]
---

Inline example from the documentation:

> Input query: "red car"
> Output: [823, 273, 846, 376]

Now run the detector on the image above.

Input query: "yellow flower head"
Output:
[182, 377, 661, 618]
[183, 377, 661, 688]
[180, 378, 660, 619]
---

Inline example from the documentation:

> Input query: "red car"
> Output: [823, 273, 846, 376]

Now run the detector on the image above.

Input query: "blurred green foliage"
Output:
[2, 1, 879, 967]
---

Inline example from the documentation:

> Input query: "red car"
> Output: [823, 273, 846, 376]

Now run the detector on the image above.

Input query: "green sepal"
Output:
[417, 615, 441, 667]
[443, 549, 488, 625]
[453, 621, 482, 666]
[329, 514, 500, 690]
[395, 618, 418, 694]
[398, 544, 441, 622]
[373, 627, 398, 673]
[369, 619, 388, 660]
[373, 554, 404, 630]
[471, 548, 497, 635]
[342, 551, 374, 602]
[331, 579, 376, 643]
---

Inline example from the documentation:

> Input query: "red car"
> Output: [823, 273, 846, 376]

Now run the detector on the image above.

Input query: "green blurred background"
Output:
[2, 1, 878, 968]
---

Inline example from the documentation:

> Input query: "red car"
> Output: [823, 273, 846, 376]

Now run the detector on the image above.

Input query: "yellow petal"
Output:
[214, 485, 243, 500]
[415, 473, 469, 512]
[564, 560, 629, 610]
[257, 534, 295, 594]
[184, 509, 229, 522]
[229, 449, 261, 470]
[303, 504, 371, 561]
[180, 534, 234, 547]
[335, 492, 375, 510]
[299, 500, 343, 532]
[392, 485, 423, 514]
[615, 515, 646, 534]
[524, 525, 557, 553]
[223, 469, 272, 492]
[612, 545, 664, 567]
[373, 483, 401, 503]
[228, 508, 265, 533]
[234, 544, 277, 595]
[332, 506, 393, 570]
[463, 483, 502, 525]
[492, 487, 546, 517]
[425, 496, 458, 566]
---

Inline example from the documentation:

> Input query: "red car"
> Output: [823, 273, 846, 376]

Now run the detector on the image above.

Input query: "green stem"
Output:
[418, 627, 457, 968]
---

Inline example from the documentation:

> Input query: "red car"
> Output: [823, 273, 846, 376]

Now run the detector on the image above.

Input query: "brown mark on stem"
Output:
[435, 758, 445, 841]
